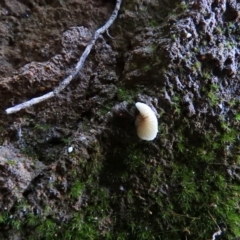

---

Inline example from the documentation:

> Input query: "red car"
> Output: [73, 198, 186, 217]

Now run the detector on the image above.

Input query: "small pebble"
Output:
[68, 146, 73, 153]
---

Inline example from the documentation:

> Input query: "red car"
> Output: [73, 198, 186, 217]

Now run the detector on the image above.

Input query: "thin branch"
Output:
[169, 211, 200, 220]
[5, 0, 122, 115]
[208, 211, 222, 240]
[106, 29, 115, 39]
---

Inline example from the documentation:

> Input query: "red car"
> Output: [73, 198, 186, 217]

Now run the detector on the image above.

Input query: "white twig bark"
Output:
[5, 0, 122, 115]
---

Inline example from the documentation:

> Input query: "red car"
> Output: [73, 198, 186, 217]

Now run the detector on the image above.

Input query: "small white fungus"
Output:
[135, 102, 158, 141]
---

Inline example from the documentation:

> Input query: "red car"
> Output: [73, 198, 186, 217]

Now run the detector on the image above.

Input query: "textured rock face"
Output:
[0, 145, 45, 209]
[0, 0, 240, 239]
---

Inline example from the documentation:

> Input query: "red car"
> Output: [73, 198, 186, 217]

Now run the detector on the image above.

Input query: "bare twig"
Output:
[5, 0, 122, 115]
[169, 211, 200, 220]
[106, 29, 115, 39]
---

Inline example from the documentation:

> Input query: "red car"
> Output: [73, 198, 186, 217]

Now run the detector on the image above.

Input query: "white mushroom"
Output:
[135, 102, 158, 141]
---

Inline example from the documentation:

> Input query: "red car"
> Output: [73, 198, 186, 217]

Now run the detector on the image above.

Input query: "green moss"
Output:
[207, 84, 220, 106]
[6, 159, 17, 166]
[34, 123, 51, 132]
[99, 103, 113, 115]
[194, 61, 202, 71]
[202, 70, 211, 80]
[149, 20, 158, 28]
[21, 146, 38, 159]
[117, 87, 137, 102]
[4, 94, 240, 240]
[0, 212, 9, 224]
[143, 64, 151, 72]
[235, 113, 240, 121]
[179, 1, 188, 10]
[60, 137, 70, 144]
[70, 180, 84, 199]
[215, 26, 223, 34]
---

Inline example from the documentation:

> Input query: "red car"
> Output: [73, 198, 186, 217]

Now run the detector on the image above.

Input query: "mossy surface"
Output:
[0, 0, 240, 240]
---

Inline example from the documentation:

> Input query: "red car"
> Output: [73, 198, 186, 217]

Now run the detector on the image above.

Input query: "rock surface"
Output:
[0, 0, 240, 239]
[0, 145, 45, 210]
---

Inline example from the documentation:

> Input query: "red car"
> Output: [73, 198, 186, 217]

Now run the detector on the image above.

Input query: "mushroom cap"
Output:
[135, 102, 158, 141]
